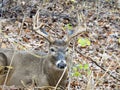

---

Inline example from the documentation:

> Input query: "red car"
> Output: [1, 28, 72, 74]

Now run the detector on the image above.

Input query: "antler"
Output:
[33, 10, 54, 43]
[65, 13, 86, 43]
[68, 26, 85, 42]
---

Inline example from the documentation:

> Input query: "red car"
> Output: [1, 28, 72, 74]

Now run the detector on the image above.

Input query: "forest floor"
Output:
[0, 0, 120, 90]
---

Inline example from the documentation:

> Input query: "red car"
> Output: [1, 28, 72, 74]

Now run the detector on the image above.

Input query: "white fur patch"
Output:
[56, 60, 66, 66]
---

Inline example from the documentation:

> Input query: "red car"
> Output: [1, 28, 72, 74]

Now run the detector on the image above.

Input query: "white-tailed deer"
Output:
[0, 12, 85, 89]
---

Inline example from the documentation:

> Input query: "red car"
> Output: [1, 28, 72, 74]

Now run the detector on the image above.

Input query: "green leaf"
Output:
[83, 64, 89, 70]
[73, 71, 81, 77]
[78, 38, 91, 47]
[77, 64, 83, 69]
[73, 67, 77, 71]
[87, 70, 91, 75]
[64, 24, 73, 30]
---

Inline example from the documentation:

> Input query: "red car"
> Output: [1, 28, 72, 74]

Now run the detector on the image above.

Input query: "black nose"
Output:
[57, 62, 66, 69]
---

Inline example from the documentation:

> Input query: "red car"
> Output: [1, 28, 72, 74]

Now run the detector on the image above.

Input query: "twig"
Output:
[67, 38, 76, 90]
[94, 53, 115, 88]
[2, 12, 26, 89]
[34, 86, 55, 89]
[75, 48, 120, 82]
[54, 67, 67, 90]
[2, 45, 17, 89]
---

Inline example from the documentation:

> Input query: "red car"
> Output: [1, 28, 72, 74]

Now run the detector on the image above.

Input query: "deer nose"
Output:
[56, 60, 66, 69]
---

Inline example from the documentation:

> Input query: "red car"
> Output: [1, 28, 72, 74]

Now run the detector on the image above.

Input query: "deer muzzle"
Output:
[56, 60, 66, 69]
[56, 60, 67, 69]
[56, 52, 67, 69]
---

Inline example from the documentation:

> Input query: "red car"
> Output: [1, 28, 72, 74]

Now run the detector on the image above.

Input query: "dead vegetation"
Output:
[0, 0, 120, 90]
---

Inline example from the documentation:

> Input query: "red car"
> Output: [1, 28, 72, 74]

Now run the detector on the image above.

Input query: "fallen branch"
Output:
[75, 48, 120, 82]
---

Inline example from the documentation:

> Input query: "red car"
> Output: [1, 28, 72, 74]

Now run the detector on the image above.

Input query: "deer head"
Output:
[33, 10, 85, 69]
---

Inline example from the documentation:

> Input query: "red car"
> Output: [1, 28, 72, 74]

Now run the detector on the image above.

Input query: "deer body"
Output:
[0, 11, 85, 89]
[0, 47, 69, 88]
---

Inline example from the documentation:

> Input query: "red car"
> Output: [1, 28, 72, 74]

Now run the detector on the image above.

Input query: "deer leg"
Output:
[20, 76, 38, 88]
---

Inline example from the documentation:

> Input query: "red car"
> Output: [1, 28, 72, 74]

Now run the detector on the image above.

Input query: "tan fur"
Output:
[0, 45, 70, 89]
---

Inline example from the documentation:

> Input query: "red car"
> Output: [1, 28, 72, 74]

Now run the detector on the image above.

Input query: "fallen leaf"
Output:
[78, 38, 91, 47]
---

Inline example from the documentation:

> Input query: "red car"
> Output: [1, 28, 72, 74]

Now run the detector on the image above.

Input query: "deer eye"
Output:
[50, 48, 56, 52]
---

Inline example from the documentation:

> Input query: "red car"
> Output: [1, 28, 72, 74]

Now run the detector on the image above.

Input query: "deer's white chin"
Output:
[55, 66, 67, 71]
